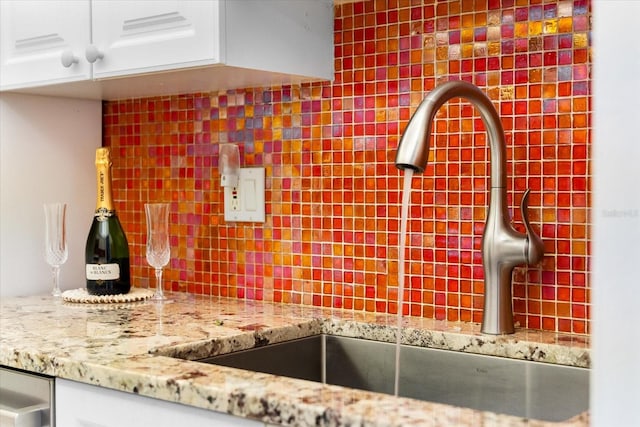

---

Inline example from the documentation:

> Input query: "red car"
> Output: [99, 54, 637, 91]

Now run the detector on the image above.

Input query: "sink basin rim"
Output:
[189, 334, 589, 423]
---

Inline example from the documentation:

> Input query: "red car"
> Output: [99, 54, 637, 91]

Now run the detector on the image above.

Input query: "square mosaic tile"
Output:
[105, 0, 591, 334]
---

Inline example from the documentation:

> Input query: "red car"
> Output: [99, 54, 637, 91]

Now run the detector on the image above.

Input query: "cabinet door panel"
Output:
[0, 1, 91, 89]
[56, 379, 262, 427]
[90, 1, 220, 79]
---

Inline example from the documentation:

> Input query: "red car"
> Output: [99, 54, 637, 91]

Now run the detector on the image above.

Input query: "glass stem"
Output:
[155, 268, 164, 299]
[51, 265, 62, 297]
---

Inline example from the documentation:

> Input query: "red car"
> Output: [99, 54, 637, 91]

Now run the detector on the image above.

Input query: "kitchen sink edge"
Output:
[153, 317, 591, 369]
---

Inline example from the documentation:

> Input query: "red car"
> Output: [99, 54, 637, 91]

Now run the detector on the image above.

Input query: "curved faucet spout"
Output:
[395, 81, 507, 190]
[395, 81, 544, 335]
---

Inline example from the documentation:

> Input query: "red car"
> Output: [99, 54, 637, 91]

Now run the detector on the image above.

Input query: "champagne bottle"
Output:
[85, 147, 131, 295]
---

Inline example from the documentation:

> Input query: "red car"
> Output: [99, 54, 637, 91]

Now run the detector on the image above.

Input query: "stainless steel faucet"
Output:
[395, 80, 544, 334]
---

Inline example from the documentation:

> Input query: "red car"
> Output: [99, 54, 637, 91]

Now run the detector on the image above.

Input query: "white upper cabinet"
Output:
[0, 0, 333, 99]
[0, 1, 92, 88]
[90, 1, 221, 79]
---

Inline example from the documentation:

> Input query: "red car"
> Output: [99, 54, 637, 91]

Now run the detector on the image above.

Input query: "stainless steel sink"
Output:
[197, 335, 589, 422]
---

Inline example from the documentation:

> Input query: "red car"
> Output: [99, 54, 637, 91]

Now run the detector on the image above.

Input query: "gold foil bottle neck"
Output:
[95, 147, 112, 165]
[94, 147, 115, 217]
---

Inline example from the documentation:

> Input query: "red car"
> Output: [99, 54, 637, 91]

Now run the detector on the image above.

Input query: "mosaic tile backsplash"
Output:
[104, 0, 591, 334]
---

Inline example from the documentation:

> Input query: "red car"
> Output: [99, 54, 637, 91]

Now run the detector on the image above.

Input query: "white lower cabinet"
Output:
[56, 379, 262, 427]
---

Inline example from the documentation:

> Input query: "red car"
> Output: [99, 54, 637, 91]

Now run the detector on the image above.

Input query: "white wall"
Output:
[592, 1, 640, 426]
[0, 93, 101, 297]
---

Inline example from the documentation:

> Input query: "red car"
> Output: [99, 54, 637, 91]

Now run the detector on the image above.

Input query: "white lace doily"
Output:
[62, 287, 154, 304]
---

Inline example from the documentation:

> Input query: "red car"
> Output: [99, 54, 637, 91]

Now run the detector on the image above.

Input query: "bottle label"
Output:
[86, 263, 120, 281]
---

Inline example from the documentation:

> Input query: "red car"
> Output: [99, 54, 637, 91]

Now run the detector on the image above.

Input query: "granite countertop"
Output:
[0, 292, 590, 427]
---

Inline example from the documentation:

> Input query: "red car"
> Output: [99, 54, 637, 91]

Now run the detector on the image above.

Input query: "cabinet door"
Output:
[56, 379, 262, 427]
[90, 0, 221, 79]
[0, 1, 92, 90]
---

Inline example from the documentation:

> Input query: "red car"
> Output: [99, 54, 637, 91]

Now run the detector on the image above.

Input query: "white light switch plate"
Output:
[223, 167, 266, 223]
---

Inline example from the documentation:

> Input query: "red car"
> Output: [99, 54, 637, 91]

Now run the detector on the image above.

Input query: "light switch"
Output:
[244, 179, 257, 211]
[223, 167, 265, 222]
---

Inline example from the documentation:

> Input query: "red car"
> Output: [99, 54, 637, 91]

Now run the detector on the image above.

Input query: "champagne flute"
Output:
[145, 203, 170, 301]
[43, 203, 68, 297]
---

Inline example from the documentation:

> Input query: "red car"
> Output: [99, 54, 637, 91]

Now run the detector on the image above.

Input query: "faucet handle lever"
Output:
[520, 189, 545, 264]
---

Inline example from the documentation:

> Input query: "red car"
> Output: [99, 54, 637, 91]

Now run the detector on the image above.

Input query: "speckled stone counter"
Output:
[0, 292, 589, 427]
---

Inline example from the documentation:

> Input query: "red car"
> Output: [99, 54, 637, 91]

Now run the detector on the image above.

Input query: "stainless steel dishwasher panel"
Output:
[0, 367, 54, 427]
